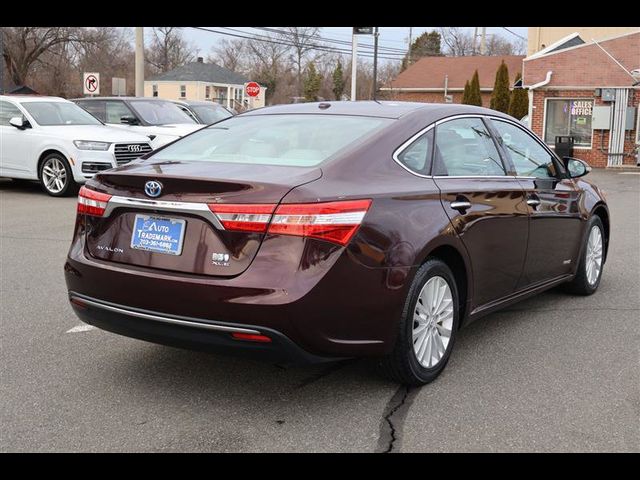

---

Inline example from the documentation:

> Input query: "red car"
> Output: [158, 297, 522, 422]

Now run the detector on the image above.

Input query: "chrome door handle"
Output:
[450, 201, 472, 211]
[526, 199, 541, 207]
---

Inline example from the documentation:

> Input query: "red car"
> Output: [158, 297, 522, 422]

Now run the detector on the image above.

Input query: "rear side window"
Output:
[151, 114, 392, 167]
[396, 129, 433, 175]
[433, 118, 505, 176]
[105, 101, 136, 124]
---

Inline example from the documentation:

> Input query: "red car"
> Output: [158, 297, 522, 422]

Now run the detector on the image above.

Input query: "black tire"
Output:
[563, 215, 605, 295]
[379, 259, 460, 386]
[38, 153, 79, 197]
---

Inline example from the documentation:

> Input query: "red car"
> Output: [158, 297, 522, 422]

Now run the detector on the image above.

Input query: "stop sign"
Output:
[245, 82, 261, 97]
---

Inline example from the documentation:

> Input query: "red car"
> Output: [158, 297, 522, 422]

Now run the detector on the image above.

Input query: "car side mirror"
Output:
[9, 116, 30, 130]
[120, 115, 139, 125]
[563, 157, 591, 178]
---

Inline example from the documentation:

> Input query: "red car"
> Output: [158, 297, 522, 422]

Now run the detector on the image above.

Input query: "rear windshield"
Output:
[150, 114, 392, 167]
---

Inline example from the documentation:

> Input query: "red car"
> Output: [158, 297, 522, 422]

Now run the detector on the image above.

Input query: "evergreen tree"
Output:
[332, 61, 345, 100]
[462, 80, 471, 104]
[303, 62, 321, 102]
[508, 73, 529, 119]
[401, 30, 442, 70]
[490, 60, 510, 113]
[468, 70, 482, 106]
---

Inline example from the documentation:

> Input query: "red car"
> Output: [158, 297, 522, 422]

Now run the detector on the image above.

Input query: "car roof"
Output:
[71, 96, 172, 102]
[173, 100, 226, 107]
[242, 101, 511, 120]
[0, 95, 69, 103]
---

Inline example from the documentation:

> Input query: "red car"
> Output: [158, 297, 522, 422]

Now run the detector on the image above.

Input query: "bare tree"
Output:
[485, 35, 526, 55]
[439, 27, 475, 56]
[281, 27, 324, 96]
[146, 27, 196, 74]
[208, 38, 247, 73]
[2, 27, 87, 87]
[244, 35, 292, 104]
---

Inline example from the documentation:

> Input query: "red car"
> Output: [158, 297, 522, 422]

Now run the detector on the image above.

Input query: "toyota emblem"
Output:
[144, 180, 163, 198]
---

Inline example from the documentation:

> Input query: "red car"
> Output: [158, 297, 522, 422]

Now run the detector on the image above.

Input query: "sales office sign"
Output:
[570, 100, 593, 116]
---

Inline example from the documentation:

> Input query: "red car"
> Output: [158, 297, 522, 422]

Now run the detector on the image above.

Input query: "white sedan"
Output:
[0, 95, 153, 196]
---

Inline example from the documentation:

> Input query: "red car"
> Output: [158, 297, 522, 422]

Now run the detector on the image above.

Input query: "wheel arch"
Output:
[37, 148, 70, 180]
[591, 202, 610, 262]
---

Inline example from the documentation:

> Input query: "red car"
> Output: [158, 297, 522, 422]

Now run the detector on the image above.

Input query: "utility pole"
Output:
[135, 27, 144, 97]
[480, 27, 487, 55]
[372, 27, 379, 101]
[472, 27, 478, 55]
[351, 30, 358, 101]
[407, 27, 413, 66]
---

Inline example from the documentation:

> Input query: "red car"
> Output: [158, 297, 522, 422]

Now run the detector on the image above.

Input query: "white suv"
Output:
[0, 95, 153, 196]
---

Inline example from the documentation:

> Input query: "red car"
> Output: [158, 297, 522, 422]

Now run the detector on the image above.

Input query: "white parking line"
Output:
[618, 172, 640, 175]
[66, 324, 96, 333]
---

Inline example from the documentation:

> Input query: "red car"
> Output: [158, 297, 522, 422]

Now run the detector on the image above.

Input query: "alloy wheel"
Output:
[412, 276, 454, 368]
[585, 225, 603, 286]
[41, 157, 68, 194]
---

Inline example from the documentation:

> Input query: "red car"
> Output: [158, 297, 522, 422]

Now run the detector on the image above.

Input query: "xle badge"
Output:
[212, 252, 231, 267]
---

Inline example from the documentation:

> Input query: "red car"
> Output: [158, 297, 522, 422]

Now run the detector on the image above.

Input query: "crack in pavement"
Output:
[376, 385, 417, 453]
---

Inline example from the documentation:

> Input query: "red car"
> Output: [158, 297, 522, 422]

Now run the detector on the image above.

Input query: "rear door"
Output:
[489, 118, 584, 287]
[432, 116, 529, 308]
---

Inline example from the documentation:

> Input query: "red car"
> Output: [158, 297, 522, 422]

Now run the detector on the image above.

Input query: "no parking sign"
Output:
[83, 72, 100, 95]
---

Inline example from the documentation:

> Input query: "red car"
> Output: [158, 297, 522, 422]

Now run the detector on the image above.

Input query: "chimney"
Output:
[197, 57, 204, 63]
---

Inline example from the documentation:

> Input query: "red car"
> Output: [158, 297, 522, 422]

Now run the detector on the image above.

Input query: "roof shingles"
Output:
[149, 61, 249, 85]
[390, 55, 525, 90]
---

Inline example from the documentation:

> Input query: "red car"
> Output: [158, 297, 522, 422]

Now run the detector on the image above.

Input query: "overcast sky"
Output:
[182, 27, 528, 63]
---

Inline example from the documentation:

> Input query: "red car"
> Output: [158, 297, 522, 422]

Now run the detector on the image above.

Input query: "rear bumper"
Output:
[68, 292, 336, 364]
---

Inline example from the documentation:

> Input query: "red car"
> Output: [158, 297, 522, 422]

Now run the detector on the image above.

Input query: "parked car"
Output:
[72, 97, 203, 149]
[0, 95, 153, 197]
[65, 101, 609, 385]
[520, 114, 529, 127]
[172, 100, 234, 124]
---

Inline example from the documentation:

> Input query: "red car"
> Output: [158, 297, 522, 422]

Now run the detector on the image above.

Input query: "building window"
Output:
[152, 84, 158, 97]
[180, 85, 186, 98]
[205, 86, 210, 99]
[544, 99, 594, 148]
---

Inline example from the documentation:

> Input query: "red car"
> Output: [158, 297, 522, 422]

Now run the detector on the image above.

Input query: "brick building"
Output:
[523, 30, 640, 168]
[382, 55, 524, 107]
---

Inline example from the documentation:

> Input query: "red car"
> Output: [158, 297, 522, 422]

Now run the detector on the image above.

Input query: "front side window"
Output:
[433, 117, 505, 176]
[492, 119, 557, 178]
[151, 114, 392, 167]
[21, 101, 102, 126]
[0, 101, 24, 126]
[544, 99, 593, 148]
[105, 101, 136, 124]
[396, 129, 433, 175]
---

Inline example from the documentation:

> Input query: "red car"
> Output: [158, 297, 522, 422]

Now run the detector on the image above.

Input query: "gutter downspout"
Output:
[526, 70, 553, 127]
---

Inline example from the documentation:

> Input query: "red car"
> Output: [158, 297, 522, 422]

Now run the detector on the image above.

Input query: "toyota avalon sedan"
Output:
[65, 101, 609, 385]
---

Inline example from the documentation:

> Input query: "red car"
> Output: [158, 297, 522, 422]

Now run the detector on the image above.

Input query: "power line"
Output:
[501, 27, 527, 41]
[190, 27, 404, 61]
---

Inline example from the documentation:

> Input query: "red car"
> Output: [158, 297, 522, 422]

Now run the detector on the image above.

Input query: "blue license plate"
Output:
[130, 214, 186, 256]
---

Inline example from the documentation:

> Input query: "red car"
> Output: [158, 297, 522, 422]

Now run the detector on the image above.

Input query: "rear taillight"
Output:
[77, 186, 112, 217]
[209, 199, 372, 246]
[208, 204, 276, 233]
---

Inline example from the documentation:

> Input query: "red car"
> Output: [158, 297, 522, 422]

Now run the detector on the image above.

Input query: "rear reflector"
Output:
[208, 203, 276, 233]
[231, 332, 272, 343]
[78, 186, 112, 217]
[209, 199, 372, 246]
[269, 199, 372, 246]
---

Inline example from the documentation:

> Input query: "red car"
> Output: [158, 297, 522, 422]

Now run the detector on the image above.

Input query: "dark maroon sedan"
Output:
[65, 101, 609, 385]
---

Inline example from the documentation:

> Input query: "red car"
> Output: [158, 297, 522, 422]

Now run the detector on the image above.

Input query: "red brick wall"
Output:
[530, 89, 639, 168]
[391, 91, 493, 107]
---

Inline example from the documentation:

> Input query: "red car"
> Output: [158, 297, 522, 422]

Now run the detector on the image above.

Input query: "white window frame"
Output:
[152, 84, 158, 97]
[636, 105, 639, 144]
[180, 85, 187, 99]
[205, 85, 211, 99]
[542, 97, 594, 150]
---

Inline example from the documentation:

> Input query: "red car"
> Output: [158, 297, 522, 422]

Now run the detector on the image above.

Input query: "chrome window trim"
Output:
[392, 113, 562, 180]
[70, 294, 261, 334]
[103, 196, 225, 230]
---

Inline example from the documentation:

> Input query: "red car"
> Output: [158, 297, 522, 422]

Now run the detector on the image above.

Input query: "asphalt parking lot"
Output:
[1, 169, 638, 452]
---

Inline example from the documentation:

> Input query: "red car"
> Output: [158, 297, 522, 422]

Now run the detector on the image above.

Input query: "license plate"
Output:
[130, 214, 186, 256]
